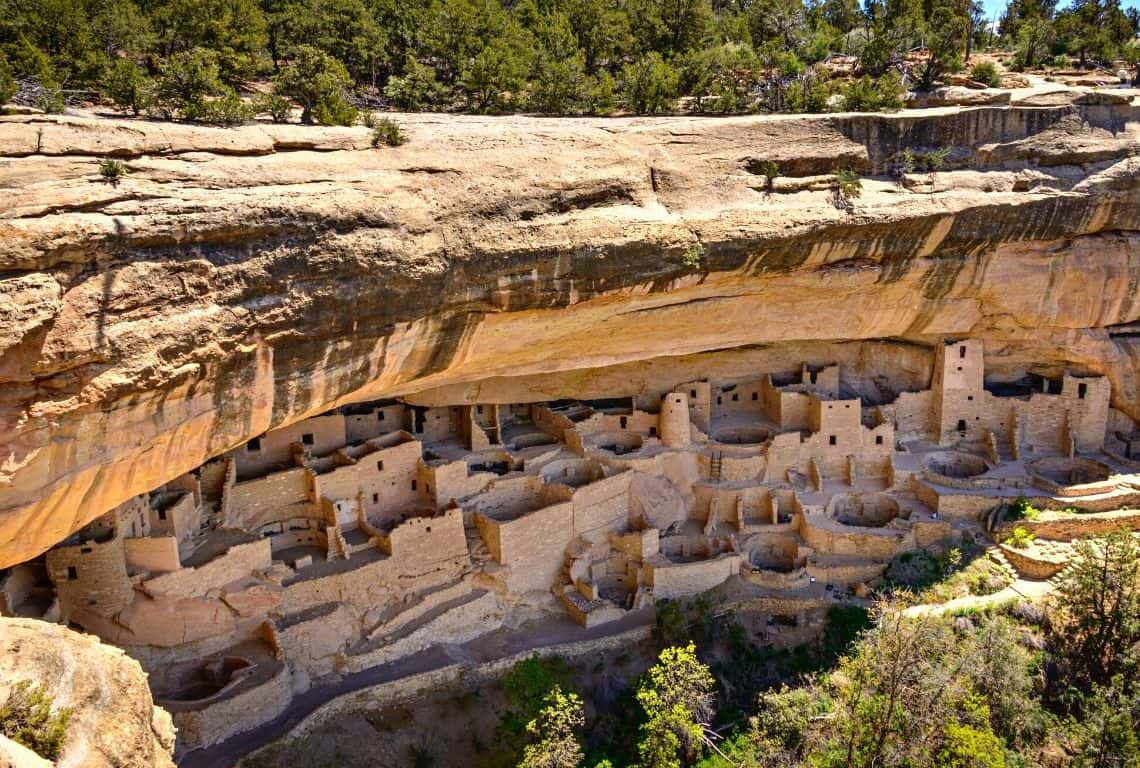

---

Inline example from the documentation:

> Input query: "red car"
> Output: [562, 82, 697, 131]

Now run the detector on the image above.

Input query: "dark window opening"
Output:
[732, 393, 739, 402]
[967, 395, 973, 401]
[372, 493, 379, 503]
[690, 389, 696, 399]
[716, 397, 722, 405]
[67, 566, 77, 580]
[247, 437, 261, 452]
[426, 484, 431, 493]
[377, 460, 384, 471]
[957, 419, 967, 433]
[620, 416, 628, 429]
[1078, 383, 1087, 400]
[301, 433, 314, 446]
[649, 427, 657, 437]
[752, 392, 758, 401]
[378, 411, 385, 421]
[477, 405, 484, 414]
[810, 372, 818, 384]
[828, 435, 837, 446]
[158, 509, 168, 521]
[411, 480, 418, 491]
[426, 526, 432, 533]
[959, 345, 966, 358]
[957, 366, 963, 372]
[875, 435, 884, 445]
[80, 547, 92, 554]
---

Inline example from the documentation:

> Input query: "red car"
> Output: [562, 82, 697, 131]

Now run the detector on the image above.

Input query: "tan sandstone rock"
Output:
[1, 105, 1139, 566]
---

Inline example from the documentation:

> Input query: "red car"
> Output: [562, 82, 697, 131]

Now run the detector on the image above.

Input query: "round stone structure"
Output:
[828, 492, 901, 528]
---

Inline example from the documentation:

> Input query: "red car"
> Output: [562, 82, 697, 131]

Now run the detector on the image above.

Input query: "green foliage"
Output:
[99, 157, 126, 184]
[499, 655, 574, 741]
[383, 55, 443, 110]
[0, 681, 72, 761]
[936, 723, 1008, 768]
[1005, 526, 1035, 549]
[371, 117, 406, 146]
[103, 58, 151, 115]
[273, 45, 357, 125]
[841, 70, 903, 112]
[519, 687, 585, 768]
[636, 643, 715, 768]
[969, 61, 1001, 87]
[150, 47, 225, 119]
[681, 243, 705, 270]
[185, 91, 255, 125]
[1052, 530, 1140, 689]
[252, 92, 292, 122]
[0, 57, 17, 106]
[831, 168, 861, 211]
[621, 52, 679, 114]
[1007, 496, 1041, 522]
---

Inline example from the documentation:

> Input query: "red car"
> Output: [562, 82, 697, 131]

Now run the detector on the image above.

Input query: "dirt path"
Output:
[178, 609, 654, 768]
[903, 577, 1054, 617]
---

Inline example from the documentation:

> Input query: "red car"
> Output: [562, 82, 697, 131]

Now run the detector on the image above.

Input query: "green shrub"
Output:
[103, 58, 151, 115]
[755, 160, 779, 190]
[184, 91, 254, 126]
[252, 92, 292, 123]
[99, 157, 126, 185]
[842, 70, 905, 112]
[969, 61, 1001, 88]
[274, 46, 358, 125]
[151, 48, 224, 119]
[681, 243, 705, 270]
[1006, 527, 1035, 549]
[0, 57, 18, 106]
[371, 117, 406, 147]
[35, 83, 66, 114]
[621, 53, 679, 115]
[383, 55, 442, 111]
[0, 681, 72, 761]
[831, 168, 862, 211]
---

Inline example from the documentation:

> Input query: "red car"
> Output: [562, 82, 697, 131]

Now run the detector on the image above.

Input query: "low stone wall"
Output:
[144, 539, 272, 598]
[174, 663, 292, 753]
[998, 508, 1140, 542]
[998, 545, 1067, 579]
[644, 554, 742, 600]
[922, 468, 1030, 491]
[261, 625, 654, 752]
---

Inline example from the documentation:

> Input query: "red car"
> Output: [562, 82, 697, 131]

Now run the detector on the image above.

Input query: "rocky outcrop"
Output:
[1, 100, 1139, 567]
[0, 617, 175, 768]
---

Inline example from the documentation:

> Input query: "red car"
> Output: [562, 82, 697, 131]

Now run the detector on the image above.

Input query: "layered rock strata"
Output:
[2, 99, 1139, 566]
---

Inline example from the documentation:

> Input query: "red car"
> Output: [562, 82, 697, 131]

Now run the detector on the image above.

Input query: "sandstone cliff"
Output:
[0, 617, 175, 767]
[1, 98, 1139, 567]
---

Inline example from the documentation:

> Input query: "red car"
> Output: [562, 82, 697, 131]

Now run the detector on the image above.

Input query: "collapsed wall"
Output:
[2, 97, 1140, 566]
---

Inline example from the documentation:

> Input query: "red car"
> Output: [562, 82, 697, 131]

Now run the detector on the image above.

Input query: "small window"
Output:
[690, 389, 696, 399]
[247, 437, 262, 452]
[967, 395, 973, 401]
[957, 419, 967, 432]
[649, 427, 658, 437]
[411, 480, 418, 491]
[80, 547, 92, 554]
[752, 392, 758, 401]
[426, 526, 432, 533]
[66, 566, 78, 581]
[810, 372, 817, 384]
[829, 435, 837, 446]
[716, 396, 722, 405]
[845, 404, 850, 409]
[426, 483, 431, 493]
[477, 405, 484, 414]
[378, 411, 385, 421]
[301, 433, 314, 446]
[732, 393, 739, 402]
[620, 416, 628, 429]
[875, 435, 883, 445]
[959, 345, 966, 359]
[372, 493, 379, 503]
[1078, 383, 1087, 400]
[957, 366, 962, 372]
[377, 460, 384, 471]
[158, 509, 168, 521]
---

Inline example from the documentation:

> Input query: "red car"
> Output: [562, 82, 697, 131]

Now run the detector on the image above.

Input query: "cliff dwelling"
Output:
[3, 338, 1138, 755]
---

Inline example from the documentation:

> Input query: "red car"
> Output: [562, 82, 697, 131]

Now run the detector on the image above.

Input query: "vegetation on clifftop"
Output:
[0, 0, 1136, 120]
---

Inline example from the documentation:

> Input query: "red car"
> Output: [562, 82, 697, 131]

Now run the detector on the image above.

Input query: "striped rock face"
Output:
[2, 101, 1139, 567]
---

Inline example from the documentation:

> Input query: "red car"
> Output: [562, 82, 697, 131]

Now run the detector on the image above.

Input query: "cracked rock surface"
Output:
[1, 103, 1139, 567]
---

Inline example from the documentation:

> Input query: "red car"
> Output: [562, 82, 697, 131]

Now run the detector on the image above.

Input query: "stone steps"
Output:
[985, 547, 1019, 581]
